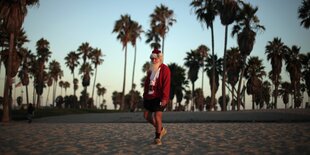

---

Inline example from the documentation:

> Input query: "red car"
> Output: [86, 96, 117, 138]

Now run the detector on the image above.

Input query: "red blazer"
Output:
[143, 63, 171, 103]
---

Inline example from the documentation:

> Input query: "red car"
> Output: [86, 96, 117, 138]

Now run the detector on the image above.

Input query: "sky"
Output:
[0, 0, 309, 110]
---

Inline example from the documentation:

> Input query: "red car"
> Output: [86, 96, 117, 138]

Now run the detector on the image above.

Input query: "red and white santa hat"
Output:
[150, 48, 163, 58]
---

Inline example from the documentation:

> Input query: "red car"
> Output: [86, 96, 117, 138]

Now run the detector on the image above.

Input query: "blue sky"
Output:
[1, 0, 309, 110]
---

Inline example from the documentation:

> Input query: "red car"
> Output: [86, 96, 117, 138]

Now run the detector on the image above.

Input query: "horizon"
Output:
[0, 0, 309, 110]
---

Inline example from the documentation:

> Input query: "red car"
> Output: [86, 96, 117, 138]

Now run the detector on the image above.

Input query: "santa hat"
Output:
[150, 48, 163, 58]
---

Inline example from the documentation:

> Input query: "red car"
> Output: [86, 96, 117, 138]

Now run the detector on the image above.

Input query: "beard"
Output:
[150, 62, 161, 72]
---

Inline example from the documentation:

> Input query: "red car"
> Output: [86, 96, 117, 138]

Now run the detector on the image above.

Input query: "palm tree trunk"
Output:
[32, 84, 36, 106]
[132, 45, 137, 91]
[36, 94, 40, 109]
[130, 45, 137, 111]
[162, 35, 165, 55]
[252, 94, 255, 110]
[25, 85, 29, 106]
[210, 24, 216, 110]
[2, 32, 14, 123]
[191, 82, 195, 111]
[52, 81, 57, 107]
[91, 67, 98, 100]
[237, 57, 246, 110]
[73, 73, 76, 97]
[201, 66, 204, 93]
[46, 86, 50, 107]
[222, 25, 228, 111]
[121, 45, 128, 111]
[274, 75, 279, 109]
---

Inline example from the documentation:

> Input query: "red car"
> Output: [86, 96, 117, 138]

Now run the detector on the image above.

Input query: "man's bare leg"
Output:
[144, 110, 156, 128]
[154, 111, 163, 134]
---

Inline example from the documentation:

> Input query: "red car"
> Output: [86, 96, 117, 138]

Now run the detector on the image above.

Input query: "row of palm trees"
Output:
[1, 1, 309, 122]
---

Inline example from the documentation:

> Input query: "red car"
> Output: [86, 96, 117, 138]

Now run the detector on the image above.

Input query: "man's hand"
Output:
[160, 101, 168, 107]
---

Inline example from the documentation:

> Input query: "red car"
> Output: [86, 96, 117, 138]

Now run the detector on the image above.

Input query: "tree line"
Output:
[0, 0, 309, 122]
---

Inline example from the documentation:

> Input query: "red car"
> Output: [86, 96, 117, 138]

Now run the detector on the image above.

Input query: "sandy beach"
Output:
[1, 110, 310, 154]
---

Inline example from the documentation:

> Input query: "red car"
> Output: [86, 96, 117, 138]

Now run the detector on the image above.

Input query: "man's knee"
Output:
[144, 111, 151, 120]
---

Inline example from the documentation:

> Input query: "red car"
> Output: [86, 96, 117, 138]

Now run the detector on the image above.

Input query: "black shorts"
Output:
[143, 98, 166, 112]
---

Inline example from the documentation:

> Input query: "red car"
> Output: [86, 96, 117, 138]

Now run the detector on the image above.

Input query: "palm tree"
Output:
[232, 1, 265, 110]
[284, 45, 302, 108]
[168, 63, 188, 111]
[35, 38, 51, 108]
[219, 0, 238, 111]
[150, 4, 176, 54]
[226, 47, 242, 110]
[196, 45, 209, 93]
[300, 52, 310, 104]
[48, 60, 62, 107]
[190, 0, 219, 109]
[298, 0, 310, 29]
[205, 54, 223, 110]
[63, 81, 70, 96]
[194, 88, 205, 111]
[18, 48, 32, 106]
[77, 42, 93, 107]
[0, 0, 38, 122]
[128, 20, 143, 111]
[279, 81, 291, 109]
[145, 29, 161, 49]
[244, 56, 266, 110]
[112, 14, 133, 111]
[184, 50, 202, 110]
[59, 80, 64, 96]
[265, 37, 288, 109]
[65, 51, 80, 96]
[262, 80, 271, 109]
[78, 42, 92, 65]
[79, 62, 93, 108]
[90, 48, 104, 101]
[45, 73, 52, 106]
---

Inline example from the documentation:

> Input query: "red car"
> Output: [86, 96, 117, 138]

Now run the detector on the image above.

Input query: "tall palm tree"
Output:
[49, 60, 62, 107]
[265, 37, 288, 109]
[244, 56, 266, 110]
[112, 14, 133, 111]
[65, 51, 80, 96]
[284, 45, 302, 108]
[18, 48, 32, 106]
[130, 21, 143, 92]
[219, 0, 238, 111]
[90, 48, 104, 101]
[196, 45, 209, 93]
[205, 54, 223, 110]
[226, 47, 241, 110]
[298, 0, 310, 29]
[190, 0, 219, 109]
[150, 4, 176, 54]
[232, 1, 265, 110]
[77, 42, 93, 107]
[0, 0, 38, 122]
[35, 38, 51, 108]
[184, 50, 202, 110]
[79, 62, 93, 108]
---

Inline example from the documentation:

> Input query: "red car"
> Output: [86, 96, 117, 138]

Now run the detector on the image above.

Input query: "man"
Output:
[143, 48, 171, 145]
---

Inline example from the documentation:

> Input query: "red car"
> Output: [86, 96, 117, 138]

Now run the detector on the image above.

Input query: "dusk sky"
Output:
[0, 0, 309, 110]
